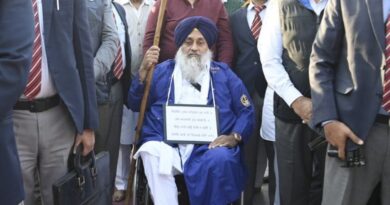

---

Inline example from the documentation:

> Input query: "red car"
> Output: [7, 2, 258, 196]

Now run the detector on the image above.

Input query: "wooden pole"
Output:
[124, 0, 168, 204]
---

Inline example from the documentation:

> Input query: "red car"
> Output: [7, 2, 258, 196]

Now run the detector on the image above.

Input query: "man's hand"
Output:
[139, 46, 160, 82]
[323, 121, 364, 160]
[291, 96, 312, 123]
[209, 134, 239, 149]
[74, 129, 95, 156]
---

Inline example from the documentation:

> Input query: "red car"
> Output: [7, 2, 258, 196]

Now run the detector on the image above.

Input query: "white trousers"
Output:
[135, 141, 193, 205]
[115, 107, 137, 190]
[141, 151, 179, 205]
[115, 144, 131, 190]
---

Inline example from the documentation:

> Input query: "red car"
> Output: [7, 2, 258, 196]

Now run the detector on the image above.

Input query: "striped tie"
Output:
[112, 12, 124, 80]
[24, 0, 42, 99]
[251, 5, 266, 41]
[382, 14, 390, 112]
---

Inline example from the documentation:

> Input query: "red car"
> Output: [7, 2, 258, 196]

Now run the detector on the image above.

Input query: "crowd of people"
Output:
[0, 0, 389, 205]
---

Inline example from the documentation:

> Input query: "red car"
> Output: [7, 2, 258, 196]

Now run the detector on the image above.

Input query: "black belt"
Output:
[375, 114, 390, 124]
[14, 95, 60, 113]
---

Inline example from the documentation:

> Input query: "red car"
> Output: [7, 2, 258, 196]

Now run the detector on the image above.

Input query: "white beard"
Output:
[175, 49, 212, 83]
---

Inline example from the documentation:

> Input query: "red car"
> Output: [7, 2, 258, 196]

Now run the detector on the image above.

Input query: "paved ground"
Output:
[254, 183, 270, 205]
[112, 182, 271, 205]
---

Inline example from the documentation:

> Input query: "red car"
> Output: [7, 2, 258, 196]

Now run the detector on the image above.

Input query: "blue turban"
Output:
[174, 16, 218, 48]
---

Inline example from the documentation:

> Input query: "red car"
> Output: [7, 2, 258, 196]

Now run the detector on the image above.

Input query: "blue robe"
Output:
[129, 60, 255, 204]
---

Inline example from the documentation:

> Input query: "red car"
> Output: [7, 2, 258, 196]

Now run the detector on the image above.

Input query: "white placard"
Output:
[164, 105, 219, 144]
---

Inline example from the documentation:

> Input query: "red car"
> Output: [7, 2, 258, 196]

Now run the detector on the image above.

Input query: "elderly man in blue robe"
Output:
[128, 16, 254, 205]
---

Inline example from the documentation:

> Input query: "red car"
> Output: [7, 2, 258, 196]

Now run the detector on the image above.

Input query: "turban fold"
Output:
[174, 16, 218, 48]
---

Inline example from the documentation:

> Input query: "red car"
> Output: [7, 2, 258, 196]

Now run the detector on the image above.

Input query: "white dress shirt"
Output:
[245, 1, 275, 141]
[383, 0, 390, 21]
[260, 87, 276, 141]
[246, 1, 268, 29]
[309, 0, 327, 16]
[258, 0, 327, 107]
[23, 0, 56, 99]
[113, 5, 127, 68]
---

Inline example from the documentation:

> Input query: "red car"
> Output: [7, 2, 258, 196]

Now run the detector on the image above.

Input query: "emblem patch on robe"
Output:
[210, 66, 220, 73]
[240, 95, 250, 107]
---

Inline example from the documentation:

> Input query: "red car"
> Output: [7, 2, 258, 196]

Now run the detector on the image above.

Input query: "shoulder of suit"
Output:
[112, 2, 119, 8]
[230, 7, 246, 19]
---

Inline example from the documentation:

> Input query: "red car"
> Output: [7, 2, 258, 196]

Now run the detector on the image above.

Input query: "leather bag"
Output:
[52, 149, 111, 205]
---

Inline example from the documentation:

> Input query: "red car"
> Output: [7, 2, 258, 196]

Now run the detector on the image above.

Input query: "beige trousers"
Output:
[13, 104, 75, 205]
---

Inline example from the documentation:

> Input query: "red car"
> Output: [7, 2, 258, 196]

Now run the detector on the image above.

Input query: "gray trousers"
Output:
[322, 122, 390, 205]
[13, 104, 75, 205]
[95, 82, 123, 189]
[275, 118, 326, 205]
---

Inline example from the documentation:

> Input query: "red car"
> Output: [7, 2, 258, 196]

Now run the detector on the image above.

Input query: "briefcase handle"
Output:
[73, 146, 98, 188]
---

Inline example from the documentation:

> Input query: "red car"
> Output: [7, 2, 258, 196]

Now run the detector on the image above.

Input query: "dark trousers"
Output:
[241, 92, 277, 205]
[275, 118, 326, 205]
[95, 82, 123, 192]
[241, 92, 264, 205]
[264, 140, 276, 205]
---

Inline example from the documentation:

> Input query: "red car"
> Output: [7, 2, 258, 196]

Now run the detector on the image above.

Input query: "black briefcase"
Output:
[52, 149, 111, 205]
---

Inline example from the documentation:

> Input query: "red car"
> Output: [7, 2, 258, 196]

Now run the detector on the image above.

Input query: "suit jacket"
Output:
[0, 0, 34, 204]
[309, 0, 385, 148]
[112, 1, 132, 106]
[86, 0, 119, 104]
[42, 0, 98, 132]
[230, 7, 267, 98]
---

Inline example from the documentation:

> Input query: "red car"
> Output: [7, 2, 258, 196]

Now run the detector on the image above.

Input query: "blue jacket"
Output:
[128, 60, 255, 145]
[43, 0, 98, 132]
[0, 0, 34, 204]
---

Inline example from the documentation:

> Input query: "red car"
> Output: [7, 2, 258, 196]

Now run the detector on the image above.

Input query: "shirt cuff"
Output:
[321, 120, 337, 127]
[279, 87, 302, 107]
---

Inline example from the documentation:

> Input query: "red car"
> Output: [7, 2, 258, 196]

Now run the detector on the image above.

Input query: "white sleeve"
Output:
[258, 0, 302, 107]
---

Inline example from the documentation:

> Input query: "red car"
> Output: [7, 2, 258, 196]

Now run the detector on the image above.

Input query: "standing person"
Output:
[230, 0, 275, 204]
[111, 2, 133, 199]
[129, 16, 254, 205]
[12, 0, 98, 204]
[309, 0, 390, 204]
[0, 0, 34, 205]
[258, 0, 328, 204]
[112, 0, 132, 110]
[143, 0, 234, 66]
[85, 0, 120, 188]
[259, 87, 280, 205]
[112, 0, 153, 202]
